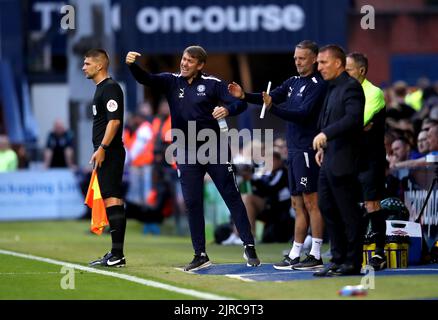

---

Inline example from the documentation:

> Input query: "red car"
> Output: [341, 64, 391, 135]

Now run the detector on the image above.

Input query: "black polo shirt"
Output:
[91, 78, 124, 150]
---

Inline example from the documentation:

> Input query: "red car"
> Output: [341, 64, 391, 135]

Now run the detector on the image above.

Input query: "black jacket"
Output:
[318, 71, 365, 176]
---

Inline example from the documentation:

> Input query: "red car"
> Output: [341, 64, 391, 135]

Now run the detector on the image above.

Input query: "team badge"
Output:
[300, 177, 308, 187]
[196, 84, 206, 96]
[106, 99, 118, 112]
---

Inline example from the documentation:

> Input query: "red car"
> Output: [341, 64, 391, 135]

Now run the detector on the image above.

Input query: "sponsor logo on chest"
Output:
[196, 84, 206, 96]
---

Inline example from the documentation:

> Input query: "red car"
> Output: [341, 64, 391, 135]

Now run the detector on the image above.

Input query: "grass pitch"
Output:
[0, 219, 437, 300]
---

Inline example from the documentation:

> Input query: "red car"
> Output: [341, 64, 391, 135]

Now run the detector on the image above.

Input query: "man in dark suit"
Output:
[312, 45, 365, 276]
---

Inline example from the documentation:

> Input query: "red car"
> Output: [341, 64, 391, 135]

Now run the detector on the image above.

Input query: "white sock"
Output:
[288, 242, 303, 259]
[309, 238, 323, 260]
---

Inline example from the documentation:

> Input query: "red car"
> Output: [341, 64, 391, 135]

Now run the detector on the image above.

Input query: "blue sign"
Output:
[116, 0, 350, 54]
[0, 169, 85, 221]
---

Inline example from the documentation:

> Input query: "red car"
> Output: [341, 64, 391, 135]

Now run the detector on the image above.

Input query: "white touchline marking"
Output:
[225, 275, 255, 282]
[0, 249, 234, 300]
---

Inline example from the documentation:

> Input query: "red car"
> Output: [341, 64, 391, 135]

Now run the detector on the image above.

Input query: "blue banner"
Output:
[0, 169, 85, 221]
[116, 0, 350, 54]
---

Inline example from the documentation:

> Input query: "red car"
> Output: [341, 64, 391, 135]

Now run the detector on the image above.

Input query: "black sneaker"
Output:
[329, 263, 362, 276]
[369, 254, 387, 271]
[243, 245, 261, 267]
[273, 255, 300, 270]
[293, 254, 324, 270]
[313, 262, 340, 277]
[89, 252, 126, 268]
[184, 253, 211, 272]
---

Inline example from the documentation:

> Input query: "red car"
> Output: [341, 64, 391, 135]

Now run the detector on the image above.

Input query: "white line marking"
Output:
[225, 275, 254, 282]
[0, 249, 234, 300]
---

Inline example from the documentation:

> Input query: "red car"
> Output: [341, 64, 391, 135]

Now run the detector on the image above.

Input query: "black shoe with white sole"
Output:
[273, 255, 300, 270]
[89, 252, 126, 268]
[243, 245, 261, 267]
[292, 254, 324, 270]
[369, 254, 387, 271]
[184, 253, 211, 272]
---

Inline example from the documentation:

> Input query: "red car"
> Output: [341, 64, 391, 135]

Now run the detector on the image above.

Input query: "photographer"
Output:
[236, 151, 294, 243]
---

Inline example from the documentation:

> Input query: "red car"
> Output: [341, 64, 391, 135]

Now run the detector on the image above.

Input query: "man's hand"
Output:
[126, 51, 141, 65]
[262, 91, 272, 110]
[315, 148, 324, 167]
[212, 106, 229, 120]
[89, 147, 106, 169]
[228, 82, 245, 99]
[313, 132, 327, 150]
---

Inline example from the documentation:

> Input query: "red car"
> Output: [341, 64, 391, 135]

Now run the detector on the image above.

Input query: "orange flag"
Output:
[85, 170, 108, 235]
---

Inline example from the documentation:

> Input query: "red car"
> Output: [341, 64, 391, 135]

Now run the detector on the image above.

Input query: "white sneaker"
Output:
[221, 233, 243, 245]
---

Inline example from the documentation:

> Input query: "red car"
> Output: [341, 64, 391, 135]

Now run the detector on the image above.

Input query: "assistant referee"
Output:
[83, 49, 127, 268]
[346, 52, 387, 270]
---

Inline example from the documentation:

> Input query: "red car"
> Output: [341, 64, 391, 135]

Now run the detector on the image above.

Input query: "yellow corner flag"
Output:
[85, 170, 108, 235]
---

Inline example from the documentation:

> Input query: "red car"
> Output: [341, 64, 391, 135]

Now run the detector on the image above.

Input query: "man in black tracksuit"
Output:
[126, 46, 260, 271]
[229, 40, 327, 270]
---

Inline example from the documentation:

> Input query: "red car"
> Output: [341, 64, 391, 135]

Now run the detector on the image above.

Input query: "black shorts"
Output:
[97, 147, 126, 199]
[358, 161, 385, 201]
[287, 149, 319, 196]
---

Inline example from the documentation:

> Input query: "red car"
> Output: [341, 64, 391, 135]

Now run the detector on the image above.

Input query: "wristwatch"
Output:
[100, 143, 109, 151]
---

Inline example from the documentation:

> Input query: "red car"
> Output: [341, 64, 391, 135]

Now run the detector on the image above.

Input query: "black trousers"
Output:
[178, 162, 254, 255]
[318, 165, 364, 268]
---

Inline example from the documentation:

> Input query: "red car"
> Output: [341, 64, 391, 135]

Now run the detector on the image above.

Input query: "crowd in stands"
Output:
[385, 78, 438, 170]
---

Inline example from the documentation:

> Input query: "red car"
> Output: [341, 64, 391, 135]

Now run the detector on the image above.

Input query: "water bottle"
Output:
[217, 118, 228, 133]
[338, 285, 368, 297]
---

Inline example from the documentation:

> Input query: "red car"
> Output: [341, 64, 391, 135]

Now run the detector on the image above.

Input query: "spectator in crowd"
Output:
[273, 137, 288, 161]
[417, 130, 430, 155]
[427, 125, 438, 152]
[389, 137, 416, 168]
[386, 81, 416, 121]
[125, 164, 173, 226]
[421, 118, 438, 132]
[44, 119, 75, 169]
[384, 130, 397, 160]
[239, 151, 293, 243]
[392, 125, 438, 168]
[152, 99, 172, 165]
[0, 135, 18, 172]
[123, 102, 153, 153]
[405, 77, 429, 112]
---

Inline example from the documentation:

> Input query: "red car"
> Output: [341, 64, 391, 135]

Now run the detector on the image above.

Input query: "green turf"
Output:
[0, 220, 437, 300]
[0, 255, 191, 300]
